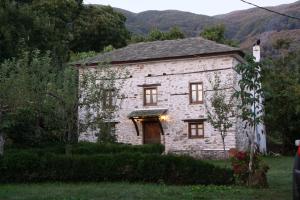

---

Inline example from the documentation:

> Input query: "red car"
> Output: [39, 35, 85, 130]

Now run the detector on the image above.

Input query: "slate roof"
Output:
[128, 109, 168, 119]
[77, 37, 243, 65]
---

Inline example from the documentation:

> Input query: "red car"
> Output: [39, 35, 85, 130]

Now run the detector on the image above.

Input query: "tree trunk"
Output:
[222, 136, 227, 159]
[249, 142, 255, 172]
[65, 117, 74, 155]
[248, 127, 256, 185]
[0, 133, 4, 156]
[0, 111, 4, 156]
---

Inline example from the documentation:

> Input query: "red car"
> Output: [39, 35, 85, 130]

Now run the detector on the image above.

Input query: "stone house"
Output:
[77, 37, 248, 158]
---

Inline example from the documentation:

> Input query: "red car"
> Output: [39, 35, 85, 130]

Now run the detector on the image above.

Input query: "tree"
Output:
[129, 27, 185, 43]
[0, 50, 58, 150]
[206, 74, 235, 158]
[164, 27, 185, 40]
[71, 5, 130, 52]
[234, 54, 264, 182]
[0, 50, 80, 153]
[0, 0, 83, 63]
[200, 24, 238, 47]
[0, 1, 129, 63]
[147, 28, 166, 41]
[263, 45, 300, 154]
[47, 66, 79, 146]
[0, 59, 11, 155]
[79, 63, 128, 143]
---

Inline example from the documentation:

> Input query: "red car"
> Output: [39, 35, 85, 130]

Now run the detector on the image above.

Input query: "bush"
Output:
[71, 142, 165, 155]
[5, 143, 165, 156]
[229, 149, 269, 187]
[0, 152, 233, 185]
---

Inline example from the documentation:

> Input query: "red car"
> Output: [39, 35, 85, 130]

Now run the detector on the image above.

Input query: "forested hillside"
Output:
[216, 1, 300, 40]
[113, 1, 300, 39]
[111, 1, 300, 53]
[114, 8, 220, 37]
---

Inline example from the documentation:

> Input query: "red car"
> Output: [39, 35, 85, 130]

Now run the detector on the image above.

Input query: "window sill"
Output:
[188, 136, 204, 139]
[144, 104, 158, 106]
[189, 101, 203, 105]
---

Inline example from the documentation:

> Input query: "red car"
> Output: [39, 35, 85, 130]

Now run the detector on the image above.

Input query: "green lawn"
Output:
[0, 156, 293, 200]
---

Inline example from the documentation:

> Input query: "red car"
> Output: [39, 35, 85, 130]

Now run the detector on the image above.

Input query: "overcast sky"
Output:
[83, 0, 298, 16]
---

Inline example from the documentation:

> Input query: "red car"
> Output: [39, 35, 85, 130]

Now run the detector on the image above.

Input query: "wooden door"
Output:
[143, 121, 161, 144]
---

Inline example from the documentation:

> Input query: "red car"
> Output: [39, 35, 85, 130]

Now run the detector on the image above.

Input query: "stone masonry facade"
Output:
[79, 54, 248, 159]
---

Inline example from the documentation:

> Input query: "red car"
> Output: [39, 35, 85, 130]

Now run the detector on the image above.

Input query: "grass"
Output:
[0, 156, 293, 200]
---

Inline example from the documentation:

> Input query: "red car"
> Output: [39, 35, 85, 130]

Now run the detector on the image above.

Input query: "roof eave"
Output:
[77, 50, 244, 67]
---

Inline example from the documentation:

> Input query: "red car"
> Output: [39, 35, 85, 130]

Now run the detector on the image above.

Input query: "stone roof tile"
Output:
[77, 37, 243, 65]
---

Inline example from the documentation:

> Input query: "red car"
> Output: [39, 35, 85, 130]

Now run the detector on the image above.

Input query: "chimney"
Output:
[253, 39, 261, 62]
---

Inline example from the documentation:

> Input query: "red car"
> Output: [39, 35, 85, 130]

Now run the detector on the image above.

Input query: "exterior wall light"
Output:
[160, 115, 168, 121]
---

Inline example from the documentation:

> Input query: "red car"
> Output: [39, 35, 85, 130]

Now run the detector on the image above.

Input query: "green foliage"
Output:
[71, 6, 130, 53]
[0, 1, 129, 62]
[2, 108, 50, 147]
[79, 63, 128, 142]
[0, 50, 78, 147]
[148, 28, 165, 41]
[0, 157, 293, 200]
[103, 45, 115, 53]
[200, 25, 225, 43]
[230, 149, 269, 187]
[130, 27, 185, 43]
[263, 49, 300, 154]
[0, 151, 233, 185]
[69, 51, 98, 62]
[200, 24, 238, 47]
[234, 55, 264, 128]
[233, 54, 265, 183]
[0, 0, 82, 63]
[4, 143, 164, 156]
[166, 27, 185, 40]
[96, 123, 117, 143]
[1, 46, 125, 148]
[130, 34, 147, 43]
[206, 74, 235, 157]
[71, 142, 164, 155]
[273, 38, 292, 51]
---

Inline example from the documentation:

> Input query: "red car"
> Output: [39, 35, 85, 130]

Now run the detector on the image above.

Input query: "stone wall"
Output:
[79, 54, 245, 158]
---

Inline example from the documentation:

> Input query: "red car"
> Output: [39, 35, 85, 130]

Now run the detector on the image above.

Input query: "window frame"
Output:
[143, 87, 158, 106]
[188, 121, 204, 139]
[97, 122, 117, 137]
[103, 88, 116, 109]
[189, 82, 203, 104]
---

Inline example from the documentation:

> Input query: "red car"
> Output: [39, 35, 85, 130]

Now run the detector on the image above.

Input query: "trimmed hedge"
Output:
[4, 143, 165, 155]
[0, 152, 233, 185]
[71, 142, 165, 155]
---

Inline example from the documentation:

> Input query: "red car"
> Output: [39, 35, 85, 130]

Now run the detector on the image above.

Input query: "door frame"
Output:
[142, 120, 162, 144]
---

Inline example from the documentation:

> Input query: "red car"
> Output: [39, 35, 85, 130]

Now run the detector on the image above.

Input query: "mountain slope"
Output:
[113, 1, 300, 43]
[217, 1, 300, 40]
[240, 29, 300, 56]
[114, 9, 221, 36]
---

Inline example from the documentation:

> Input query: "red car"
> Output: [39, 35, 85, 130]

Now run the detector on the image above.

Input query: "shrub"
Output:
[71, 142, 165, 155]
[5, 143, 165, 156]
[0, 152, 233, 185]
[230, 149, 269, 187]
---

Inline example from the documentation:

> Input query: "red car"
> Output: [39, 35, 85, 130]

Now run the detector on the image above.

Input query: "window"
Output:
[103, 89, 115, 109]
[189, 82, 203, 104]
[188, 122, 204, 138]
[97, 123, 116, 138]
[144, 87, 157, 106]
